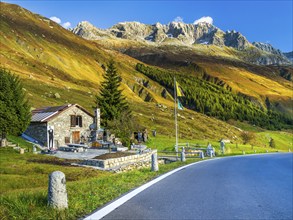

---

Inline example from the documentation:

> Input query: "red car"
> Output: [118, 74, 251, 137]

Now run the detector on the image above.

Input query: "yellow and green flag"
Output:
[175, 81, 184, 110]
[176, 81, 184, 97]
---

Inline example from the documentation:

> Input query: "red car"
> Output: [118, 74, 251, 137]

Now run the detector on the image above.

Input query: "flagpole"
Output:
[174, 77, 178, 158]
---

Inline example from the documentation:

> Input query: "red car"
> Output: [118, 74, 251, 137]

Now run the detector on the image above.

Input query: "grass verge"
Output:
[0, 147, 201, 220]
[1, 132, 291, 220]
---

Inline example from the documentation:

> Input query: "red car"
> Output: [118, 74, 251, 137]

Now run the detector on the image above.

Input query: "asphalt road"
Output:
[101, 153, 292, 220]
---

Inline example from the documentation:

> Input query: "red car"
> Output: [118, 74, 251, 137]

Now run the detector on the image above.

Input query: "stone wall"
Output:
[82, 150, 157, 169]
[24, 123, 47, 146]
[111, 160, 164, 173]
[48, 106, 93, 147]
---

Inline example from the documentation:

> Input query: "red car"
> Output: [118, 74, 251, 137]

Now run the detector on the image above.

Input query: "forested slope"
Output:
[136, 63, 292, 130]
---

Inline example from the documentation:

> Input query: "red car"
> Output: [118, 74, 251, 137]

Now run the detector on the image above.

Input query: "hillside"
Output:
[83, 34, 292, 120]
[0, 2, 292, 145]
[72, 21, 292, 118]
[0, 2, 248, 143]
[0, 2, 169, 108]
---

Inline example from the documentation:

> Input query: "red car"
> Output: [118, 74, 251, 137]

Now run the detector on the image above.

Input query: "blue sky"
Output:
[4, 0, 293, 52]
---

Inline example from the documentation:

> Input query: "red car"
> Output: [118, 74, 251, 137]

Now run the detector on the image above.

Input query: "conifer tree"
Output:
[96, 60, 130, 126]
[0, 69, 31, 145]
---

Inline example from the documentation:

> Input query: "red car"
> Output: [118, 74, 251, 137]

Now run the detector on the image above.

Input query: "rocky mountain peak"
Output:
[165, 22, 194, 43]
[224, 31, 250, 50]
[72, 20, 292, 65]
[73, 21, 98, 33]
[72, 20, 250, 48]
[110, 21, 152, 40]
[153, 22, 163, 28]
[252, 42, 283, 56]
[249, 42, 292, 65]
[78, 21, 94, 27]
[72, 21, 110, 40]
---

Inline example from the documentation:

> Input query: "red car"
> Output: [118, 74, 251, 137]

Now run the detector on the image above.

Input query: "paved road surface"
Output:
[98, 153, 292, 220]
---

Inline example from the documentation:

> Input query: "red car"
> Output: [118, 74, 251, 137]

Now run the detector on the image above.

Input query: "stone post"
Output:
[151, 152, 159, 172]
[0, 138, 7, 147]
[19, 148, 24, 154]
[181, 147, 186, 162]
[33, 145, 37, 154]
[242, 150, 245, 155]
[95, 108, 101, 131]
[200, 151, 204, 159]
[48, 171, 68, 209]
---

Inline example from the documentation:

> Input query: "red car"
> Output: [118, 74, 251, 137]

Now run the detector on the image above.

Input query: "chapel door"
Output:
[72, 131, 80, 144]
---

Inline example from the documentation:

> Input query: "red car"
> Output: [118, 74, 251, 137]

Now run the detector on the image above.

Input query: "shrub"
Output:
[241, 131, 256, 144]
[269, 138, 276, 148]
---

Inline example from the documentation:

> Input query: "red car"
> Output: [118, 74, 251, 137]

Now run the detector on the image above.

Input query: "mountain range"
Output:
[0, 2, 292, 142]
[72, 20, 292, 65]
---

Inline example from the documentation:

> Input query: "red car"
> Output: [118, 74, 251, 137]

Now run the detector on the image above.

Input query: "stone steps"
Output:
[7, 142, 17, 147]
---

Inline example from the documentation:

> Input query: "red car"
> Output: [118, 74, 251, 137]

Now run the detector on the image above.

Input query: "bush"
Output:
[241, 131, 256, 144]
[269, 138, 276, 148]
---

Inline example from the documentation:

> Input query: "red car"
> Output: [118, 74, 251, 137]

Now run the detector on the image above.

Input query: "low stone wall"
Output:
[82, 150, 157, 169]
[111, 161, 151, 173]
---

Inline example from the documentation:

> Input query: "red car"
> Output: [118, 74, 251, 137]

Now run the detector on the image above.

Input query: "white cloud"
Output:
[62, 22, 71, 29]
[173, 16, 184, 23]
[50, 16, 61, 24]
[194, 16, 213, 25]
[49, 16, 71, 29]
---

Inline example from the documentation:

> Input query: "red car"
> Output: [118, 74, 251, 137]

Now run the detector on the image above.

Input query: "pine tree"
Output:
[0, 69, 31, 145]
[96, 60, 130, 126]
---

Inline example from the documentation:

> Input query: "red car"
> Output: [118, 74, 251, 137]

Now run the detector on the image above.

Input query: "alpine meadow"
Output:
[1, 2, 292, 143]
[0, 2, 292, 220]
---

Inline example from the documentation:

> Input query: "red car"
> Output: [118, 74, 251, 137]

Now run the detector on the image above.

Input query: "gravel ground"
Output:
[49, 149, 109, 160]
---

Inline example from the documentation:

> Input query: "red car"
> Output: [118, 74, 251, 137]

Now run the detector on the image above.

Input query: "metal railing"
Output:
[158, 148, 205, 162]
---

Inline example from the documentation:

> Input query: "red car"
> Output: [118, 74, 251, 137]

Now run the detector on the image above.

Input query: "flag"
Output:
[178, 99, 184, 110]
[176, 81, 184, 97]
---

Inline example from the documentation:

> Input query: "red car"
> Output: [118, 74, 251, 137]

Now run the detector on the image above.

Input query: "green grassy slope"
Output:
[0, 2, 170, 108]
[0, 2, 246, 142]
[0, 2, 292, 145]
[101, 39, 292, 116]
